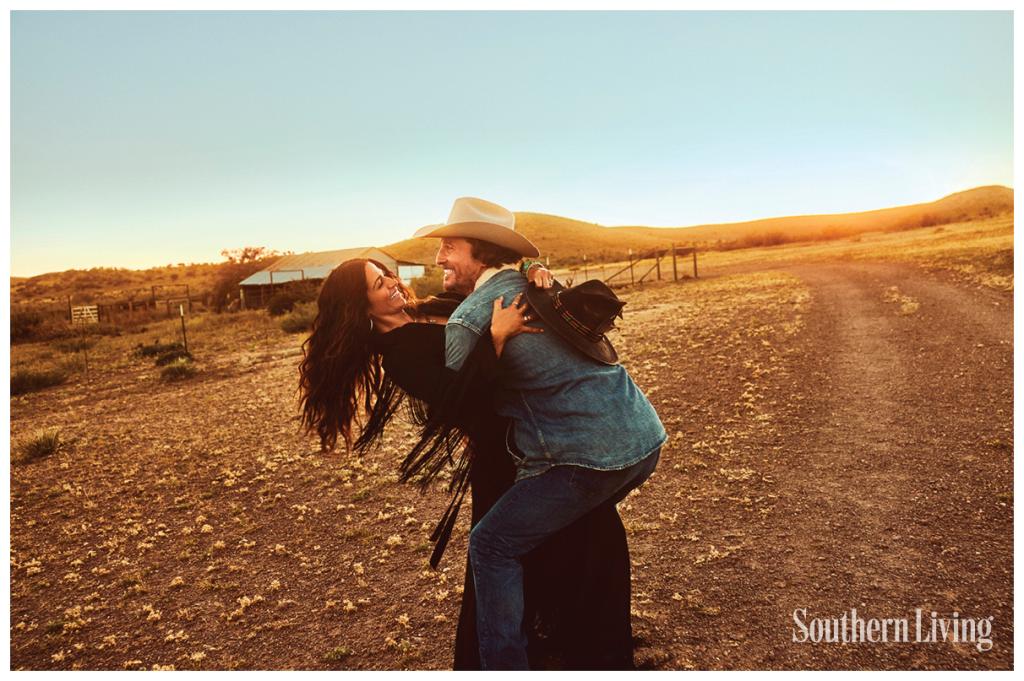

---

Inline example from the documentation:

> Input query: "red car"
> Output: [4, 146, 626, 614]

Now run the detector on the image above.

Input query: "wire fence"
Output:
[550, 245, 699, 289]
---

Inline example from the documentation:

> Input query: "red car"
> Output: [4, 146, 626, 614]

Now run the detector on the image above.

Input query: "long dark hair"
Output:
[297, 258, 416, 453]
[298, 258, 478, 568]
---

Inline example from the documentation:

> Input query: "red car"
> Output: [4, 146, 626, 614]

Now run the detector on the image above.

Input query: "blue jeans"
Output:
[468, 447, 661, 670]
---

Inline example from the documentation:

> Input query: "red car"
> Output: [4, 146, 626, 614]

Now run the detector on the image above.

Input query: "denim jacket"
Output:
[446, 269, 667, 482]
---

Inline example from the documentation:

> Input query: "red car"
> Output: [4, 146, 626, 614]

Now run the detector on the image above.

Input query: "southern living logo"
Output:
[792, 608, 994, 652]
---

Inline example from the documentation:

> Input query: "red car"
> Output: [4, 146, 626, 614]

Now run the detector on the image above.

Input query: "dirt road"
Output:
[629, 260, 1013, 669]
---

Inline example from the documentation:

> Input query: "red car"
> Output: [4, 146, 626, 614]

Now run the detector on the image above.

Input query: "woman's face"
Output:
[365, 261, 408, 319]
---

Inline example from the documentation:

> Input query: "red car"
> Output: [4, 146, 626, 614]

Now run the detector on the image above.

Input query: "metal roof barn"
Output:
[238, 247, 426, 309]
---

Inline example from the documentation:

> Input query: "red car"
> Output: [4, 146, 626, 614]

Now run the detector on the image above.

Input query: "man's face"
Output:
[435, 237, 487, 294]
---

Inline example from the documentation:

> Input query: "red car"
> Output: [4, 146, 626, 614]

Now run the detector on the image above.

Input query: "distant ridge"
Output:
[382, 185, 1013, 265]
[11, 185, 1013, 306]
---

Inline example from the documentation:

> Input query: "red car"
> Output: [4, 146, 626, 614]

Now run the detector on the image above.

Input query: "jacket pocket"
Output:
[505, 422, 526, 465]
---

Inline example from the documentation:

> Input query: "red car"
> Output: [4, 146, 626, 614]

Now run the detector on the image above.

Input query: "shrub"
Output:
[55, 337, 97, 353]
[161, 357, 198, 381]
[286, 280, 320, 303]
[323, 646, 353, 663]
[155, 348, 193, 366]
[210, 247, 285, 312]
[280, 302, 317, 334]
[11, 309, 45, 342]
[266, 291, 299, 317]
[87, 322, 122, 338]
[266, 281, 320, 316]
[11, 312, 81, 344]
[59, 355, 89, 375]
[11, 367, 69, 396]
[135, 340, 184, 358]
[13, 429, 62, 463]
[410, 267, 444, 298]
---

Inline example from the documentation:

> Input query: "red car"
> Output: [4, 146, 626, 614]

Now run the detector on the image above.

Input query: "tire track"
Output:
[741, 261, 1013, 669]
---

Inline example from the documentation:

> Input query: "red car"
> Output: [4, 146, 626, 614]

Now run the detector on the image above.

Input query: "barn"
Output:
[237, 247, 426, 309]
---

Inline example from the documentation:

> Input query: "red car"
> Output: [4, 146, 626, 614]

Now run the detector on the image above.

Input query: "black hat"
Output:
[525, 279, 625, 365]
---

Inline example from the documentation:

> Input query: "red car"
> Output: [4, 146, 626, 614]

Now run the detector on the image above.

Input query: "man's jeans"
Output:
[468, 447, 661, 670]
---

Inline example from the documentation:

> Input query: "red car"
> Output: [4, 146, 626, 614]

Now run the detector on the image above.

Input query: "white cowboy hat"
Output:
[413, 196, 540, 258]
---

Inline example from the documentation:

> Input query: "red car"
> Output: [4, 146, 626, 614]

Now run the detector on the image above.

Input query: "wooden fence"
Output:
[552, 244, 698, 288]
[13, 285, 209, 328]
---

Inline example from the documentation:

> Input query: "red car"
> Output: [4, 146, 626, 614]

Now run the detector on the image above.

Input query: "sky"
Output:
[10, 10, 1014, 277]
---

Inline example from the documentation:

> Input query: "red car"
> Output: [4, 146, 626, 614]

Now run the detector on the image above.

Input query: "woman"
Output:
[297, 258, 634, 670]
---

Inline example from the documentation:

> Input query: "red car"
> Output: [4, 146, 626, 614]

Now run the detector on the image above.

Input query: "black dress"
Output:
[371, 319, 635, 670]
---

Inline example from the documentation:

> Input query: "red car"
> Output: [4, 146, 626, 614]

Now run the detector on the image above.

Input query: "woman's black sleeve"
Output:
[383, 329, 501, 426]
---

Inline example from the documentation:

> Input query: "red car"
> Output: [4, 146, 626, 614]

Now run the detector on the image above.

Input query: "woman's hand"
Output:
[491, 292, 543, 357]
[526, 262, 554, 289]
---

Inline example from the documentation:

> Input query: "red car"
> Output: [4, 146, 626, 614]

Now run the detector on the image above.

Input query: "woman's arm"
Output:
[491, 292, 543, 358]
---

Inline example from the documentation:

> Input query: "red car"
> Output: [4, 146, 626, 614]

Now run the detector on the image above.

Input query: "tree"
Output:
[220, 246, 279, 265]
[210, 246, 286, 312]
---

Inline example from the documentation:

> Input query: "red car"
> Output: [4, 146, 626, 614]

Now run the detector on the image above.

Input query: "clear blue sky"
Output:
[11, 10, 1013, 277]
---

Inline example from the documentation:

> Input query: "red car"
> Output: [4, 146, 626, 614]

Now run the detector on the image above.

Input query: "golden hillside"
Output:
[12, 185, 1013, 307]
[383, 185, 1013, 265]
[11, 263, 226, 308]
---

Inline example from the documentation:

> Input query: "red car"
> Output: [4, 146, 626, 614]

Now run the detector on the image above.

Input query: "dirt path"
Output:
[640, 260, 1012, 669]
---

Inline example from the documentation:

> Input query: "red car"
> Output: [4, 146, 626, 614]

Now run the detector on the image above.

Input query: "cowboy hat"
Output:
[414, 197, 540, 258]
[526, 278, 625, 365]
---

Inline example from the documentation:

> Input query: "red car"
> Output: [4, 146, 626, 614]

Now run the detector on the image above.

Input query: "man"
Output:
[415, 197, 666, 670]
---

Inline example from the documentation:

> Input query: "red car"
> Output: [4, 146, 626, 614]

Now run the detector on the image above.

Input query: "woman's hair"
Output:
[297, 258, 416, 453]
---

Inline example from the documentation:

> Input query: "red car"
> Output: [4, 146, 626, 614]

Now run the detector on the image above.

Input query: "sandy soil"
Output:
[9, 258, 1013, 670]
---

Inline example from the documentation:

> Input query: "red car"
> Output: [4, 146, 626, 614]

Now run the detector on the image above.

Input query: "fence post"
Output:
[629, 249, 634, 287]
[583, 254, 588, 281]
[179, 304, 189, 353]
[672, 243, 678, 281]
[79, 323, 89, 373]
[693, 250, 698, 278]
[656, 251, 662, 281]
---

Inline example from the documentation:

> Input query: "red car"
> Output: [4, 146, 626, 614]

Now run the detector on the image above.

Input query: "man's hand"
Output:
[526, 262, 554, 289]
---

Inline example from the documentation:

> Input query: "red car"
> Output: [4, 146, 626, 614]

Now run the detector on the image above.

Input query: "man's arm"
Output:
[445, 321, 484, 372]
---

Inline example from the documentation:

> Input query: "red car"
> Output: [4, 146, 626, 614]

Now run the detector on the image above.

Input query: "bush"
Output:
[11, 311, 81, 344]
[266, 291, 299, 317]
[410, 267, 444, 298]
[13, 429, 62, 464]
[266, 281, 320, 316]
[11, 367, 70, 396]
[161, 357, 198, 381]
[323, 646, 353, 663]
[280, 302, 317, 334]
[135, 340, 184, 358]
[155, 348, 194, 366]
[11, 309, 45, 342]
[210, 247, 286, 312]
[55, 337, 97, 353]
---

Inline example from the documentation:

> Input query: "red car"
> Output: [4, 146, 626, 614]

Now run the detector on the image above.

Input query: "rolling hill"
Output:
[11, 185, 1013, 307]
[382, 185, 1013, 265]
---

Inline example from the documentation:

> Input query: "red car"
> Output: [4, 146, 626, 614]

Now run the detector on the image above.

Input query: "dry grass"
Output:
[12, 429, 64, 464]
[11, 367, 71, 396]
[701, 214, 1013, 291]
[551, 213, 1013, 293]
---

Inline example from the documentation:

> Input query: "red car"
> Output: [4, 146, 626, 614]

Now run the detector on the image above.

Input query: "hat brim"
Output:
[414, 221, 540, 258]
[526, 280, 619, 365]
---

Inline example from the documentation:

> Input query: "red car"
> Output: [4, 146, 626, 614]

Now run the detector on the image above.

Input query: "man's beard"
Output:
[443, 269, 476, 295]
